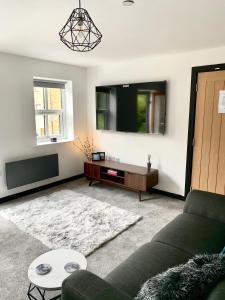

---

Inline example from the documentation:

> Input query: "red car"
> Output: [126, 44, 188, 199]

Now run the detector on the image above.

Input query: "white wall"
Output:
[0, 52, 87, 198]
[87, 46, 225, 196]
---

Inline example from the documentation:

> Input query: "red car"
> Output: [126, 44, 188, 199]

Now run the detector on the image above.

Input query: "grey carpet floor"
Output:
[0, 178, 184, 300]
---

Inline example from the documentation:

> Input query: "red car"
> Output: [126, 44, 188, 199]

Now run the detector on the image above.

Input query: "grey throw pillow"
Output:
[135, 254, 225, 300]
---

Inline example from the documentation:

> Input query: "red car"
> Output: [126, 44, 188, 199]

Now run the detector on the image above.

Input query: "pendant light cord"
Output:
[79, 0, 81, 8]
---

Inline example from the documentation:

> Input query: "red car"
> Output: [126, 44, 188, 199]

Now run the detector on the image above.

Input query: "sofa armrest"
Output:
[184, 190, 225, 223]
[61, 270, 132, 300]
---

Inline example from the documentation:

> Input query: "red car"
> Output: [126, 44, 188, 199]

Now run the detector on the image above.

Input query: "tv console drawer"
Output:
[84, 163, 100, 179]
[125, 172, 146, 191]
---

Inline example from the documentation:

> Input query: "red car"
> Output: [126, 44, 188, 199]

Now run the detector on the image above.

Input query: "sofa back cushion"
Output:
[152, 213, 225, 255]
[184, 190, 225, 224]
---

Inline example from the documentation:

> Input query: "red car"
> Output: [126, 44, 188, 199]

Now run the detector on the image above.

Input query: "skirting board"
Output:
[0, 174, 84, 203]
[0, 175, 185, 203]
[151, 188, 185, 201]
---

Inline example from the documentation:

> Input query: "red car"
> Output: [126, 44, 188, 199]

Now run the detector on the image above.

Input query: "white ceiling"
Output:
[1, 0, 225, 66]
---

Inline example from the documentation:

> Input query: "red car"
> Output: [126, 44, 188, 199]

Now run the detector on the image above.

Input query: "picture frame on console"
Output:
[92, 152, 105, 161]
[92, 153, 101, 161]
[98, 152, 105, 161]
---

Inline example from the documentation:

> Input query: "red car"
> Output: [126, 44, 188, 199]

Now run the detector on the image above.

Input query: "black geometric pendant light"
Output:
[59, 0, 102, 52]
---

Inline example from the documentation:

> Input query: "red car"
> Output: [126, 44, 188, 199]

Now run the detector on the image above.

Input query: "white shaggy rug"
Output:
[0, 190, 142, 256]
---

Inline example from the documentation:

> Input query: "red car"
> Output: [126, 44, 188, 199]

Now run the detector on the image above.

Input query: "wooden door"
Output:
[191, 71, 225, 195]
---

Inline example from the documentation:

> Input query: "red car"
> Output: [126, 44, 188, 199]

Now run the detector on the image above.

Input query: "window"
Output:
[33, 79, 67, 143]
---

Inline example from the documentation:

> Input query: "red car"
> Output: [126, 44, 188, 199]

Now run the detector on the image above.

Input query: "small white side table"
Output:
[27, 249, 87, 300]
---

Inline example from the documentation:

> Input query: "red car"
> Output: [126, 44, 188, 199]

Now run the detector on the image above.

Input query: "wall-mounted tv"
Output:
[96, 81, 167, 134]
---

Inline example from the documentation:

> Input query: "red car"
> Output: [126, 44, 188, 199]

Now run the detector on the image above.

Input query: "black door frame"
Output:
[185, 63, 225, 197]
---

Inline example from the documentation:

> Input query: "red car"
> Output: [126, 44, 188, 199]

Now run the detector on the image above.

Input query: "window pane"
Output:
[137, 94, 148, 133]
[36, 115, 46, 137]
[97, 92, 108, 110]
[34, 87, 44, 110]
[47, 88, 62, 110]
[97, 112, 107, 129]
[48, 114, 61, 136]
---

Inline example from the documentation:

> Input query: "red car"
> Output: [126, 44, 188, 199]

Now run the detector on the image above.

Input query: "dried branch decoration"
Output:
[73, 137, 95, 161]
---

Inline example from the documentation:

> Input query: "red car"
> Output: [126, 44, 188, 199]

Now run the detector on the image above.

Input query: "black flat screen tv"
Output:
[96, 81, 167, 134]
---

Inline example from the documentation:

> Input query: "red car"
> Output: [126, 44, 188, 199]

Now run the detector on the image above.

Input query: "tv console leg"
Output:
[89, 180, 93, 186]
[139, 191, 142, 202]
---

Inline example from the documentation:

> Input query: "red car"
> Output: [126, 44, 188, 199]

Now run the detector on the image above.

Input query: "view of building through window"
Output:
[33, 82, 65, 140]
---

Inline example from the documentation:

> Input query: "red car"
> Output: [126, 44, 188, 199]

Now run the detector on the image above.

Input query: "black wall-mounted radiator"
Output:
[5, 154, 59, 189]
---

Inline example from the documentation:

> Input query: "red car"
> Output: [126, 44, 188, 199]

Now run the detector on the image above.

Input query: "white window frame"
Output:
[33, 79, 67, 143]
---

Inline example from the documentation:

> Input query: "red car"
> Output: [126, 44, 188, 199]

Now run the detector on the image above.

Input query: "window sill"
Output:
[36, 138, 74, 146]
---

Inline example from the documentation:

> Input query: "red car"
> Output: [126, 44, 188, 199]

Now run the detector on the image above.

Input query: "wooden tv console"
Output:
[84, 161, 158, 201]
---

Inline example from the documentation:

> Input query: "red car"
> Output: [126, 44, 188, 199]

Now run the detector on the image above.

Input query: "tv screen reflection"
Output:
[96, 81, 166, 134]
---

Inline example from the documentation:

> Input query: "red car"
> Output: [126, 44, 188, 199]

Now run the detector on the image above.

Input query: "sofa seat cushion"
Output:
[206, 279, 225, 300]
[152, 213, 225, 255]
[105, 241, 192, 298]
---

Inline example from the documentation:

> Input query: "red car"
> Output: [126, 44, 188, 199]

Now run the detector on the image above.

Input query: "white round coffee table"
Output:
[27, 249, 87, 300]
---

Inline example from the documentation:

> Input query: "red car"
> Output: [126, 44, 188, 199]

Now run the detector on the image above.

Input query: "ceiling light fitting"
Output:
[59, 0, 102, 52]
[123, 0, 135, 6]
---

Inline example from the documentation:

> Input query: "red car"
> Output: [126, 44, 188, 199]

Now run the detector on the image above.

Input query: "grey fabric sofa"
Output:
[62, 190, 225, 300]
